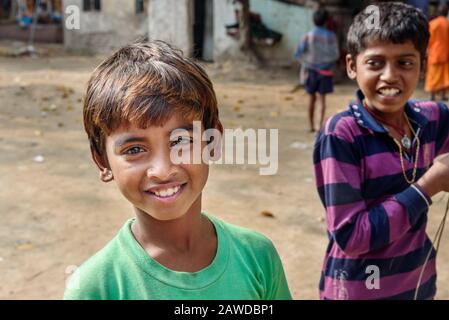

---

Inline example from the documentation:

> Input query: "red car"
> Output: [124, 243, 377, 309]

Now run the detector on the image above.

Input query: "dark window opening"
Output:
[83, 0, 101, 11]
[193, 0, 213, 61]
[136, 0, 148, 14]
[193, 0, 206, 59]
[0, 0, 12, 20]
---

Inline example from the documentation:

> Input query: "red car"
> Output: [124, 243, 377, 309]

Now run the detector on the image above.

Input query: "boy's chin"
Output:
[142, 209, 187, 222]
[367, 95, 409, 113]
[372, 102, 404, 113]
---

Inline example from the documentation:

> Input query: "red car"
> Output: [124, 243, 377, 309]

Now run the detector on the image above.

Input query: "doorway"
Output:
[193, 0, 213, 61]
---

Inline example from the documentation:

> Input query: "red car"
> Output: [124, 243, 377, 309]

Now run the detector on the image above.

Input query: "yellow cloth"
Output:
[425, 62, 449, 92]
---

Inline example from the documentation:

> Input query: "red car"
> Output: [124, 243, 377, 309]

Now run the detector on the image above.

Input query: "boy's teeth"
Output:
[154, 186, 181, 197]
[379, 88, 400, 96]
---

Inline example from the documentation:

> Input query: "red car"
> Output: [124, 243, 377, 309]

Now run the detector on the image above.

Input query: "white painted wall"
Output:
[63, 0, 148, 53]
[212, 0, 244, 61]
[148, 0, 193, 56]
[213, 0, 314, 64]
[250, 0, 314, 65]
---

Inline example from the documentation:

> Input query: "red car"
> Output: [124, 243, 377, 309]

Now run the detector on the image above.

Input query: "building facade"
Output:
[62, 0, 148, 53]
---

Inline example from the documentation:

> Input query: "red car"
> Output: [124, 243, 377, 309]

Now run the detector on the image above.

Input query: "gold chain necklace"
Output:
[361, 100, 421, 184]
[392, 115, 420, 185]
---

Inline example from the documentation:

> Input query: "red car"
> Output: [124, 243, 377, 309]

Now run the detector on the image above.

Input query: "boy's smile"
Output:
[347, 40, 421, 114]
[103, 114, 210, 221]
[146, 182, 185, 200]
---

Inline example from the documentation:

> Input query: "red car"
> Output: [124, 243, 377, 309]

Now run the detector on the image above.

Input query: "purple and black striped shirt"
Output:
[313, 90, 449, 300]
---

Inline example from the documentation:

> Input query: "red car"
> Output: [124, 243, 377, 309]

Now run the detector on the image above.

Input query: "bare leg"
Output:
[317, 93, 327, 129]
[308, 93, 316, 132]
[442, 89, 448, 101]
[431, 92, 436, 101]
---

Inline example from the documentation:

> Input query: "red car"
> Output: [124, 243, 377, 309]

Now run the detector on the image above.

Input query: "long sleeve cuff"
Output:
[411, 183, 432, 207]
[395, 184, 431, 227]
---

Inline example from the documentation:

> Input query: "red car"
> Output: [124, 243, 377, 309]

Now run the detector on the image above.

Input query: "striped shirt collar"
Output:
[349, 89, 429, 134]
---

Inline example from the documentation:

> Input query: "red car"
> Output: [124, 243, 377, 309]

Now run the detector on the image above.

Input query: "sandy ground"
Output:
[1, 42, 449, 300]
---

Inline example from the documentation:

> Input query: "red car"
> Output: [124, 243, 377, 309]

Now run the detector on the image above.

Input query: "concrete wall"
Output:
[250, 0, 314, 65]
[213, 0, 314, 65]
[213, 0, 245, 62]
[63, 0, 148, 54]
[61, 0, 315, 63]
[148, 0, 193, 56]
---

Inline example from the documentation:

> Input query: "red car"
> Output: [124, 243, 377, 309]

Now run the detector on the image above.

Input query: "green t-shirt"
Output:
[64, 213, 292, 300]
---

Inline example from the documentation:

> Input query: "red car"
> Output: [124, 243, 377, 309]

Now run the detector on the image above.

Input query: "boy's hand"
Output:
[417, 153, 449, 198]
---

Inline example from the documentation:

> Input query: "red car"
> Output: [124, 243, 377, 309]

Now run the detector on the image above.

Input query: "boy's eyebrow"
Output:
[398, 53, 419, 58]
[114, 136, 147, 148]
[114, 125, 196, 147]
[170, 124, 194, 132]
[364, 53, 418, 59]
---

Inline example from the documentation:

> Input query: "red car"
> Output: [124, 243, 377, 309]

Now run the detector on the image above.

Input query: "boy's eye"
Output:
[123, 146, 145, 155]
[171, 136, 193, 147]
[399, 60, 414, 68]
[366, 60, 383, 68]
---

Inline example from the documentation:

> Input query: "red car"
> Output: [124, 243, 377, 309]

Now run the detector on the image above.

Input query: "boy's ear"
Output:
[90, 146, 114, 183]
[215, 120, 223, 135]
[346, 54, 357, 80]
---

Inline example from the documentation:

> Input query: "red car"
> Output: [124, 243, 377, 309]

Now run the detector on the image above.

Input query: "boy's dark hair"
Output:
[83, 40, 219, 157]
[313, 8, 329, 27]
[347, 2, 429, 62]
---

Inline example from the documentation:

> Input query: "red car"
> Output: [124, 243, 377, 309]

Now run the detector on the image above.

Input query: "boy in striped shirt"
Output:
[314, 2, 449, 300]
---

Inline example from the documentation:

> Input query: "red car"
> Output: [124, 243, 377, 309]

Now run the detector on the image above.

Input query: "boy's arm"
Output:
[63, 264, 106, 300]
[314, 126, 430, 257]
[294, 35, 308, 60]
[330, 32, 339, 62]
[264, 242, 292, 300]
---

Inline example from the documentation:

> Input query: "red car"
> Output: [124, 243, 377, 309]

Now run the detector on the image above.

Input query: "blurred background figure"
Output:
[16, 0, 62, 28]
[425, 4, 449, 101]
[294, 8, 339, 132]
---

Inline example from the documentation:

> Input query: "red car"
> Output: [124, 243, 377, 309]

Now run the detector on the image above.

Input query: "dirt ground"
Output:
[1, 41, 449, 300]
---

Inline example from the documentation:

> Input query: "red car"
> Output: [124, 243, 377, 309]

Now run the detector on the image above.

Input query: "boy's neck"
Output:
[132, 200, 205, 249]
[130, 199, 218, 272]
[364, 99, 406, 127]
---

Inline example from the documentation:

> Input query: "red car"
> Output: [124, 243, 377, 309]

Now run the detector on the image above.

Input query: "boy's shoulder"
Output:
[318, 98, 447, 145]
[208, 213, 284, 275]
[409, 99, 442, 112]
[208, 214, 277, 253]
[311, 26, 336, 37]
[320, 106, 359, 142]
[408, 99, 448, 126]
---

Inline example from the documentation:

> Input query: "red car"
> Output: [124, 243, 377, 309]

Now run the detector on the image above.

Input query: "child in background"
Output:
[314, 2, 449, 300]
[425, 4, 449, 101]
[295, 8, 339, 132]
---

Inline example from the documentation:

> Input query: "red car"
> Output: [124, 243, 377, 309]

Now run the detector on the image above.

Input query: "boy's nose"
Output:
[380, 64, 399, 83]
[146, 150, 176, 182]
